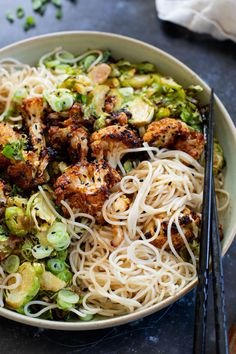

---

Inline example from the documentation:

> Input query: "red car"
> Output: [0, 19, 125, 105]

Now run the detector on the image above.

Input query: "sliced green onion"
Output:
[47, 258, 66, 274]
[23, 16, 36, 31]
[54, 64, 70, 74]
[3, 255, 20, 274]
[58, 289, 79, 304]
[2, 140, 25, 161]
[32, 0, 43, 11]
[44, 59, 61, 68]
[79, 313, 94, 321]
[56, 249, 68, 261]
[84, 55, 96, 71]
[123, 160, 133, 173]
[5, 206, 28, 237]
[6, 12, 14, 23]
[57, 51, 74, 61]
[101, 50, 111, 63]
[52, 0, 62, 7]
[47, 222, 70, 250]
[57, 289, 79, 310]
[16, 7, 25, 19]
[44, 89, 74, 112]
[57, 269, 73, 283]
[32, 245, 53, 259]
[55, 8, 62, 19]
[119, 87, 134, 96]
[12, 88, 28, 104]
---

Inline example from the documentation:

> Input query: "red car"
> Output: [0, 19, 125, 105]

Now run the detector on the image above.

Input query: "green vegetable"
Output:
[213, 142, 225, 174]
[47, 258, 66, 274]
[40, 270, 66, 292]
[23, 16, 36, 32]
[32, 245, 53, 259]
[6, 12, 14, 23]
[135, 62, 156, 73]
[79, 313, 94, 321]
[27, 191, 56, 228]
[10, 185, 24, 197]
[7, 196, 28, 208]
[5, 262, 41, 309]
[108, 88, 123, 111]
[127, 97, 154, 127]
[156, 107, 171, 120]
[57, 249, 68, 261]
[52, 0, 61, 7]
[123, 160, 133, 173]
[2, 140, 25, 161]
[12, 88, 28, 104]
[91, 85, 109, 116]
[5, 206, 30, 237]
[118, 87, 134, 97]
[16, 7, 25, 19]
[101, 50, 111, 63]
[93, 116, 106, 131]
[3, 255, 20, 274]
[44, 89, 74, 112]
[55, 8, 62, 19]
[121, 74, 152, 89]
[83, 55, 96, 71]
[47, 222, 70, 251]
[57, 289, 79, 310]
[57, 269, 73, 283]
[32, 0, 44, 11]
[21, 240, 34, 262]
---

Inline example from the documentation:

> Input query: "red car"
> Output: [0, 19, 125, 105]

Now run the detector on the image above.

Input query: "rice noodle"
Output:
[69, 148, 205, 316]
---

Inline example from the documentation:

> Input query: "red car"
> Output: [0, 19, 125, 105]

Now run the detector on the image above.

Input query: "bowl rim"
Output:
[0, 30, 236, 330]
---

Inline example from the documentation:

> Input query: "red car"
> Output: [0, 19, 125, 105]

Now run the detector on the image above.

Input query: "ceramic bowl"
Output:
[0, 31, 235, 330]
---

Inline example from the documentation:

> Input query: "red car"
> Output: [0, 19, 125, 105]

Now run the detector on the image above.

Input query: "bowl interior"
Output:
[0, 31, 235, 330]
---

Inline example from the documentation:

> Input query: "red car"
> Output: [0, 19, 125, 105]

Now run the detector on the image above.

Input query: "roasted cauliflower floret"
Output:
[144, 208, 201, 250]
[47, 125, 88, 162]
[0, 122, 39, 189]
[90, 125, 141, 168]
[21, 97, 49, 184]
[54, 160, 121, 223]
[143, 118, 205, 160]
[0, 122, 21, 169]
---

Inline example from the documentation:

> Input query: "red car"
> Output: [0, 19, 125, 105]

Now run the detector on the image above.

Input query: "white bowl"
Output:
[0, 31, 235, 330]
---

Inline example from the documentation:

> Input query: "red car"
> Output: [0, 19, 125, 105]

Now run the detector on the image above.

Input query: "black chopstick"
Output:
[211, 176, 229, 354]
[193, 90, 215, 354]
[193, 90, 229, 354]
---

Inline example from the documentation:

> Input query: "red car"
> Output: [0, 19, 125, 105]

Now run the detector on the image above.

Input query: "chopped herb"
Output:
[23, 16, 36, 31]
[52, 0, 62, 7]
[101, 50, 111, 63]
[6, 12, 14, 23]
[16, 7, 25, 19]
[32, 0, 44, 11]
[55, 8, 62, 19]
[10, 185, 24, 197]
[2, 141, 25, 161]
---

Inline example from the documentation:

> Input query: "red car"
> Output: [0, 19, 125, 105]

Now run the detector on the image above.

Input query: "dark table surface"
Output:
[0, 1, 236, 353]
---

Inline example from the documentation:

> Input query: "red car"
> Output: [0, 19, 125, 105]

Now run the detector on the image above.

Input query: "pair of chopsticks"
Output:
[193, 90, 229, 354]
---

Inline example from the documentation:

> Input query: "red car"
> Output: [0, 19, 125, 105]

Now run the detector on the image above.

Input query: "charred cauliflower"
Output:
[144, 208, 201, 250]
[90, 125, 141, 168]
[47, 125, 88, 163]
[143, 118, 205, 160]
[21, 97, 49, 183]
[54, 160, 121, 223]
